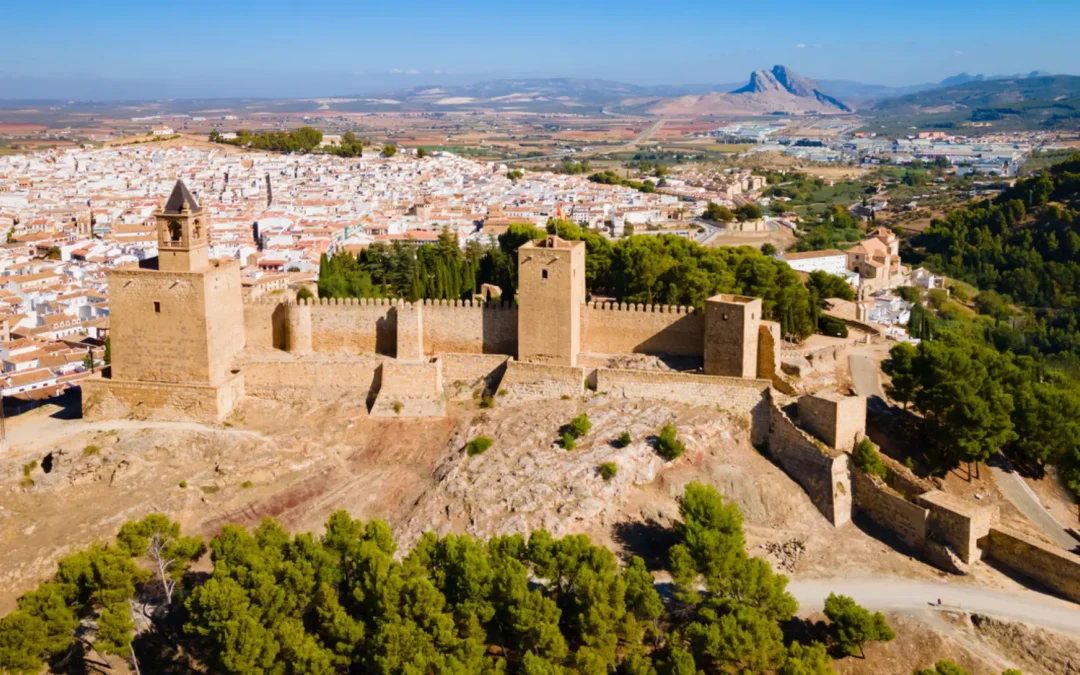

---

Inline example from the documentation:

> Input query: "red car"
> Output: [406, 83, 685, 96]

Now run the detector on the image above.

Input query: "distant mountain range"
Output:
[869, 74, 1080, 127]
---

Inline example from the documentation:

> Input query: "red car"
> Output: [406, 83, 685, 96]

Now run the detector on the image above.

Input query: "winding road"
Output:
[789, 577, 1080, 636]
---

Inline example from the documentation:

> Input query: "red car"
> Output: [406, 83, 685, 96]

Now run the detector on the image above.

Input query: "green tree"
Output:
[779, 641, 835, 675]
[704, 203, 735, 223]
[296, 285, 315, 303]
[382, 144, 398, 158]
[823, 593, 895, 658]
[735, 203, 763, 221]
[416, 147, 428, 158]
[851, 438, 887, 480]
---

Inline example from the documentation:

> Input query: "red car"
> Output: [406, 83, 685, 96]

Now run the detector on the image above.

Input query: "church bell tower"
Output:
[156, 180, 209, 272]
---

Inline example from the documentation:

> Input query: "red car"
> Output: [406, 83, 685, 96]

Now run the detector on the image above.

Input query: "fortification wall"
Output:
[421, 300, 517, 355]
[983, 528, 1080, 604]
[596, 368, 770, 444]
[439, 353, 509, 385]
[880, 453, 936, 499]
[496, 360, 584, 402]
[766, 396, 851, 526]
[580, 302, 704, 357]
[243, 299, 282, 350]
[82, 371, 243, 423]
[238, 353, 383, 402]
[797, 393, 866, 451]
[309, 298, 396, 355]
[917, 490, 995, 565]
[371, 359, 445, 417]
[852, 469, 928, 549]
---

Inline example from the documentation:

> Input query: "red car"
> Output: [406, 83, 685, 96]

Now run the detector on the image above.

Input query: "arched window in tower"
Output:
[168, 221, 182, 243]
[193, 219, 202, 240]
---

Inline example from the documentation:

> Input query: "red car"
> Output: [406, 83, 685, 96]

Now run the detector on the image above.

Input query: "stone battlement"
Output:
[242, 295, 516, 310]
[586, 301, 699, 314]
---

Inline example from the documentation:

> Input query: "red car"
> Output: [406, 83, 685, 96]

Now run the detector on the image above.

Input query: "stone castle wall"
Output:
[82, 370, 244, 423]
[852, 469, 929, 549]
[765, 395, 851, 526]
[983, 528, 1080, 603]
[242, 297, 516, 358]
[580, 302, 704, 357]
[597, 368, 770, 444]
[496, 360, 585, 402]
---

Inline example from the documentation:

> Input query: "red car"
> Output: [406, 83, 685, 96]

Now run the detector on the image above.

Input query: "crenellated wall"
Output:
[421, 300, 517, 355]
[580, 302, 704, 357]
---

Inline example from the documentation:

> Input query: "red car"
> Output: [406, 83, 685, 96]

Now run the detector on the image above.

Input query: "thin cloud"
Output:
[953, 50, 965, 55]
[795, 43, 807, 49]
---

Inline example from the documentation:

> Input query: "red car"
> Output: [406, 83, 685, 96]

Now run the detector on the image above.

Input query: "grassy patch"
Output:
[561, 432, 577, 451]
[240, 481, 254, 489]
[466, 436, 495, 457]
[83, 444, 101, 456]
[200, 485, 220, 495]
[616, 431, 632, 448]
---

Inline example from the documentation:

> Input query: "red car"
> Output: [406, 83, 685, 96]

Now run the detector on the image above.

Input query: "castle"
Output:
[82, 182, 1080, 604]
[85, 180, 782, 422]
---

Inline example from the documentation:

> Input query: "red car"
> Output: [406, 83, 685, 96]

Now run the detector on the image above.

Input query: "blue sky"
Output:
[3, 0, 1079, 98]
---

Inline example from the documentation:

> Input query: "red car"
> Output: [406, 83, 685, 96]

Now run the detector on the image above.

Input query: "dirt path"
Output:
[789, 577, 1080, 636]
[4, 417, 265, 453]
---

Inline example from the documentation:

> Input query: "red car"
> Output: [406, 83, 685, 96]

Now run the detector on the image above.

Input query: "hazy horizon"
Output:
[3, 0, 1079, 100]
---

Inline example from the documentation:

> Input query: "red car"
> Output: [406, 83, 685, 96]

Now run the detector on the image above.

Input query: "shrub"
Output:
[296, 286, 315, 303]
[200, 485, 220, 495]
[598, 462, 618, 481]
[852, 437, 887, 480]
[479, 394, 494, 409]
[616, 430, 632, 448]
[895, 286, 920, 303]
[561, 431, 577, 451]
[392, 401, 404, 414]
[240, 481, 254, 489]
[466, 436, 494, 457]
[903, 456, 916, 471]
[569, 414, 592, 438]
[179, 480, 188, 488]
[21, 460, 37, 477]
[83, 444, 101, 456]
[656, 424, 685, 461]
[818, 314, 849, 338]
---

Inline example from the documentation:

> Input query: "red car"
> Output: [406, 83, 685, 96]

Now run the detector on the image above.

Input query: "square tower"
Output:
[103, 181, 245, 409]
[704, 294, 761, 378]
[517, 235, 586, 365]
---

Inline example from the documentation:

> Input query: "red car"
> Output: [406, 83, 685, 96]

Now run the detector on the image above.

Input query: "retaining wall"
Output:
[496, 360, 585, 402]
[917, 490, 995, 565]
[238, 353, 384, 402]
[983, 527, 1080, 604]
[596, 368, 771, 444]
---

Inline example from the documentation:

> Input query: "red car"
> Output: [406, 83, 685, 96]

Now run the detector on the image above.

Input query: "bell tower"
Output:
[156, 180, 209, 272]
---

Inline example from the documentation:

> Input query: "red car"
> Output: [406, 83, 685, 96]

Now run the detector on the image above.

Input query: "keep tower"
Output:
[86, 180, 246, 421]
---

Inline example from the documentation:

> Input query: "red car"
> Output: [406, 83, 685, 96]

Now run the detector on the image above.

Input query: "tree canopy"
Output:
[0, 484, 857, 675]
[317, 218, 821, 339]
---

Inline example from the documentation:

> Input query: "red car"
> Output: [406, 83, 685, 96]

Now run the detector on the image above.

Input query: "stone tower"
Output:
[516, 235, 586, 366]
[88, 180, 245, 421]
[704, 294, 761, 378]
[156, 180, 209, 272]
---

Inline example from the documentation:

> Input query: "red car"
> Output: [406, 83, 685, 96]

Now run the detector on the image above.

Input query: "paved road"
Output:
[848, 352, 885, 398]
[990, 464, 1077, 551]
[789, 577, 1080, 636]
